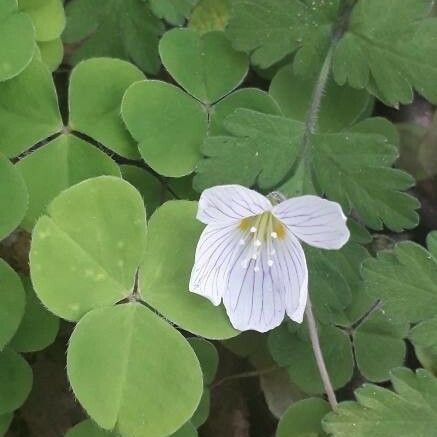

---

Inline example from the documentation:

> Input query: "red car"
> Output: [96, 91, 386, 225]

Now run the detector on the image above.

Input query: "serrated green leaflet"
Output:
[209, 88, 282, 135]
[69, 58, 145, 159]
[139, 201, 238, 339]
[188, 0, 230, 34]
[67, 303, 203, 437]
[277, 398, 330, 437]
[18, 0, 65, 42]
[0, 259, 25, 351]
[9, 277, 59, 353]
[0, 153, 28, 240]
[63, 0, 164, 75]
[150, 0, 197, 25]
[30, 177, 146, 321]
[353, 309, 408, 382]
[0, 59, 62, 157]
[362, 236, 437, 324]
[409, 317, 437, 374]
[323, 367, 437, 437]
[0, 0, 35, 82]
[159, 29, 248, 104]
[66, 419, 117, 437]
[269, 63, 371, 132]
[17, 134, 120, 231]
[0, 348, 33, 414]
[268, 324, 353, 394]
[122, 80, 207, 177]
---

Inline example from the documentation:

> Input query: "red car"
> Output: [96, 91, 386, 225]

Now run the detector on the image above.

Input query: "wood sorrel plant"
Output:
[1, 0, 437, 436]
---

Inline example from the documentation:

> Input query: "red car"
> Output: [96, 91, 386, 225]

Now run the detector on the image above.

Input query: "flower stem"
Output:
[305, 297, 338, 409]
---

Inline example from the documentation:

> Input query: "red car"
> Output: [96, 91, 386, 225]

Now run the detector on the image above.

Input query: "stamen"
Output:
[271, 231, 278, 239]
[254, 239, 261, 247]
[250, 226, 257, 233]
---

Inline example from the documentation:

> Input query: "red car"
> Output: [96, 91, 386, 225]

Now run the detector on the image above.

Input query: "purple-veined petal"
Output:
[223, 245, 285, 332]
[197, 185, 271, 225]
[189, 223, 242, 305]
[273, 195, 350, 250]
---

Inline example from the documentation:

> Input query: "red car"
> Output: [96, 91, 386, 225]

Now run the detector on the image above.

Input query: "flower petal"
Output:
[273, 195, 350, 250]
[271, 231, 308, 323]
[189, 223, 241, 305]
[197, 185, 271, 225]
[223, 246, 285, 332]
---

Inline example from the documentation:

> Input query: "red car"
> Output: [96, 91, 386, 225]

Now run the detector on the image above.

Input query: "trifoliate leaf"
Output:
[139, 201, 238, 339]
[0, 259, 26, 351]
[67, 303, 203, 437]
[209, 88, 282, 135]
[9, 277, 59, 353]
[188, 0, 230, 34]
[0, 414, 13, 436]
[269, 63, 371, 132]
[16, 134, 120, 231]
[159, 29, 248, 104]
[226, 0, 339, 68]
[0, 348, 32, 414]
[0, 59, 62, 158]
[122, 80, 208, 177]
[323, 367, 437, 437]
[66, 419, 117, 437]
[150, 0, 197, 25]
[63, 0, 164, 75]
[353, 309, 408, 382]
[268, 324, 353, 394]
[188, 338, 219, 384]
[409, 317, 437, 374]
[362, 237, 437, 324]
[30, 176, 146, 321]
[277, 398, 330, 437]
[18, 0, 65, 42]
[194, 109, 304, 191]
[0, 0, 35, 81]
[69, 58, 145, 159]
[0, 153, 28, 241]
[37, 38, 63, 71]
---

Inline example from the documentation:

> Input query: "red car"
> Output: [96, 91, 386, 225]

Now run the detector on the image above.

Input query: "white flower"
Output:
[189, 185, 350, 333]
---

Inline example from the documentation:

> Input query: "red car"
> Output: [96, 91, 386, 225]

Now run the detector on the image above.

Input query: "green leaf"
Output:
[323, 367, 437, 437]
[139, 201, 238, 339]
[0, 153, 28, 241]
[63, 0, 164, 75]
[0, 59, 62, 158]
[9, 277, 59, 353]
[190, 389, 210, 428]
[18, 0, 65, 42]
[69, 58, 145, 159]
[332, 0, 437, 106]
[277, 398, 330, 437]
[0, 0, 35, 81]
[66, 419, 118, 437]
[30, 176, 147, 321]
[150, 0, 197, 25]
[268, 324, 353, 394]
[0, 414, 13, 436]
[37, 38, 63, 71]
[353, 309, 408, 382]
[120, 165, 166, 216]
[159, 29, 248, 104]
[122, 80, 207, 177]
[16, 134, 120, 231]
[188, 0, 230, 34]
[427, 231, 437, 258]
[226, 0, 339, 68]
[409, 317, 437, 374]
[0, 259, 26, 351]
[188, 338, 219, 384]
[67, 303, 203, 437]
[269, 63, 371, 132]
[194, 109, 304, 191]
[0, 348, 33, 414]
[170, 422, 198, 437]
[209, 87, 282, 135]
[362, 237, 437, 324]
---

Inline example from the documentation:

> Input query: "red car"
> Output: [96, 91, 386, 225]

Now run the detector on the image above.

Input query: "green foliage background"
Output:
[1, 0, 437, 436]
